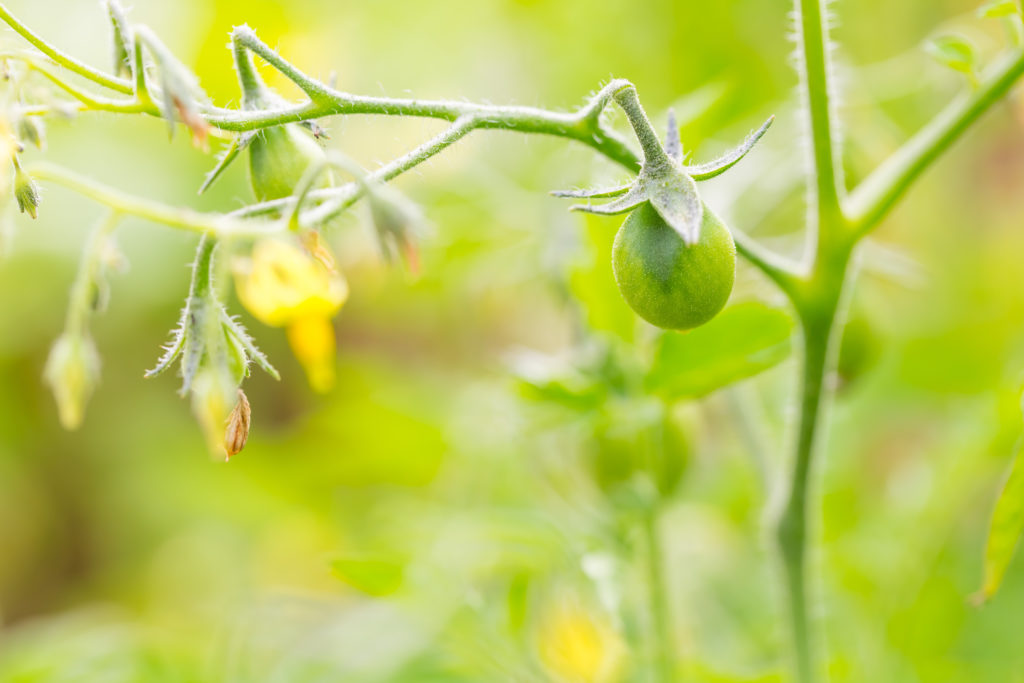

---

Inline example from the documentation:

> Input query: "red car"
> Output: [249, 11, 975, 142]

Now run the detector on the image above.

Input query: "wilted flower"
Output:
[43, 332, 101, 430]
[235, 238, 347, 393]
[224, 389, 251, 459]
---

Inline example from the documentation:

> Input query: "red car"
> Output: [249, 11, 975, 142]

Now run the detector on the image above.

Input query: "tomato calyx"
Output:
[552, 105, 773, 245]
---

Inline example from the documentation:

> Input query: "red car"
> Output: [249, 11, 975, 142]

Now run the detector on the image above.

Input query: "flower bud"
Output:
[367, 183, 422, 269]
[44, 332, 101, 430]
[190, 365, 237, 458]
[16, 117, 45, 151]
[224, 389, 251, 459]
[14, 166, 40, 219]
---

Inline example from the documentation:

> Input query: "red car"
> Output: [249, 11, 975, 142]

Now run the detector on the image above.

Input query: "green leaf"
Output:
[979, 438, 1024, 602]
[645, 301, 794, 399]
[331, 556, 405, 597]
[979, 0, 1021, 18]
[925, 34, 978, 77]
[568, 214, 636, 343]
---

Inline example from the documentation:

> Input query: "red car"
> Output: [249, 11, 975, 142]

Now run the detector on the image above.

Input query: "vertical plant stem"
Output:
[643, 508, 674, 683]
[777, 311, 832, 683]
[782, 0, 846, 679]
[795, 0, 841, 223]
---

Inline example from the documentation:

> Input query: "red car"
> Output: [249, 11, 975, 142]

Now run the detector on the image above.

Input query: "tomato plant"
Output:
[2, 0, 1024, 680]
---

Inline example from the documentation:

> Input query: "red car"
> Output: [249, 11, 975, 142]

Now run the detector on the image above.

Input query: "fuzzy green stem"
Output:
[187, 233, 216, 305]
[131, 37, 152, 107]
[0, 2, 132, 94]
[777, 1, 846, 681]
[612, 86, 671, 167]
[776, 311, 831, 683]
[231, 29, 266, 108]
[247, 116, 478, 226]
[27, 162, 278, 237]
[231, 25, 333, 104]
[795, 0, 842, 227]
[847, 48, 1024, 235]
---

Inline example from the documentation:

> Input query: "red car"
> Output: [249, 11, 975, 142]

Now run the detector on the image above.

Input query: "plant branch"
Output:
[1, 7, 798, 299]
[795, 0, 843, 230]
[0, 2, 132, 94]
[847, 48, 1024, 235]
[775, 2, 847, 682]
[16, 55, 148, 113]
[231, 25, 334, 104]
[27, 162, 277, 238]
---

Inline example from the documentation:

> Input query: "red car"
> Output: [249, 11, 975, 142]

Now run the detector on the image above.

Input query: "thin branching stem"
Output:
[27, 162, 277, 237]
[847, 48, 1024, 235]
[7, 8, 1024, 681]
[0, 2, 132, 94]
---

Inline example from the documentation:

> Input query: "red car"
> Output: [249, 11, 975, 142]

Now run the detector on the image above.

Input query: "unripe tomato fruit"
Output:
[612, 202, 735, 330]
[248, 124, 329, 201]
[590, 398, 690, 500]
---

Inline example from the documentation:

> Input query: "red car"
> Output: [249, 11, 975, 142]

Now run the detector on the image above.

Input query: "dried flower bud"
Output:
[43, 332, 101, 430]
[14, 166, 40, 218]
[224, 389, 251, 459]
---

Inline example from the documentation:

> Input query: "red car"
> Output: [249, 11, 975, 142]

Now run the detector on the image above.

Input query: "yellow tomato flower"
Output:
[286, 314, 337, 394]
[536, 598, 626, 683]
[235, 238, 348, 392]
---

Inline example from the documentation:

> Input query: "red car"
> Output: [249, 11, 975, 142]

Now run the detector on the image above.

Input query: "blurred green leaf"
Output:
[569, 215, 635, 343]
[332, 556, 405, 597]
[645, 302, 794, 399]
[925, 34, 978, 78]
[979, 438, 1024, 601]
[979, 0, 1021, 18]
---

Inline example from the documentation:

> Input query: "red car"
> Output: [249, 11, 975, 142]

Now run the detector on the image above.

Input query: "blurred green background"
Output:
[3, 0, 1024, 680]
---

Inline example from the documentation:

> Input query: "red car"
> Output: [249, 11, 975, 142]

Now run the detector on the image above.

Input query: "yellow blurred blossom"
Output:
[536, 598, 626, 683]
[235, 238, 347, 392]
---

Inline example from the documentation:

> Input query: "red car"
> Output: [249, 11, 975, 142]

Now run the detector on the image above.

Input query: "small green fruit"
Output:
[612, 202, 735, 330]
[248, 124, 328, 201]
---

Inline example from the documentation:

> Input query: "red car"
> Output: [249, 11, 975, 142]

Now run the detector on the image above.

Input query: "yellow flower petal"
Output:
[536, 599, 625, 683]
[287, 314, 336, 393]
[236, 239, 348, 328]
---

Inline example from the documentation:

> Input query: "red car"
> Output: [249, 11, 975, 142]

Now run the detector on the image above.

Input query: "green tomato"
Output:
[612, 202, 735, 330]
[590, 398, 690, 501]
[248, 124, 329, 201]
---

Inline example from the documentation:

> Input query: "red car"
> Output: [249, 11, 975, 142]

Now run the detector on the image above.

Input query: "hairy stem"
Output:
[779, 1, 845, 680]
[0, 2, 132, 94]
[795, 0, 843, 228]
[776, 292, 841, 683]
[27, 162, 277, 237]
[847, 48, 1024, 234]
